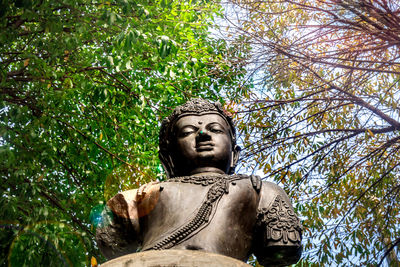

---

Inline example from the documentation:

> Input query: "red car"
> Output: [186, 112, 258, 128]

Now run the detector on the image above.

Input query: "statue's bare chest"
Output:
[140, 175, 259, 261]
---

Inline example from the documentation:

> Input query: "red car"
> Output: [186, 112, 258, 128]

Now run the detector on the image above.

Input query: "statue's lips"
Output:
[196, 142, 214, 151]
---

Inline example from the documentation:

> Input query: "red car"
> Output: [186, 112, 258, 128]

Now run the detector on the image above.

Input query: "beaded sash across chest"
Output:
[143, 174, 250, 251]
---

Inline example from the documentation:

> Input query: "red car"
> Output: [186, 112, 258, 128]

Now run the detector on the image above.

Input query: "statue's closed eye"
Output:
[210, 128, 224, 133]
[179, 126, 198, 137]
[207, 123, 225, 133]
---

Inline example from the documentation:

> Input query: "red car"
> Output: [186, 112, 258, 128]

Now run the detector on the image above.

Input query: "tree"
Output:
[0, 0, 246, 265]
[221, 0, 400, 265]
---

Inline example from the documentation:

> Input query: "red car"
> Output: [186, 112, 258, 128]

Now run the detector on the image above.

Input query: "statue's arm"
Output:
[253, 181, 302, 266]
[95, 190, 141, 260]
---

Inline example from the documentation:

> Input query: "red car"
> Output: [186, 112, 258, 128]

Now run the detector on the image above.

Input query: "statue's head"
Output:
[159, 99, 240, 178]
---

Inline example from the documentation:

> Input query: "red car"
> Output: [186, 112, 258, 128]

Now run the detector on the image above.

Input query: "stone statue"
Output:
[96, 99, 302, 266]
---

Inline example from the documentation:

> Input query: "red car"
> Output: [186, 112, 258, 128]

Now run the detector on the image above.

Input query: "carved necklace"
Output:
[143, 174, 250, 251]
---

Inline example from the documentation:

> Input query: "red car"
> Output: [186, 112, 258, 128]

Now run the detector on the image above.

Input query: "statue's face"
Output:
[173, 113, 233, 175]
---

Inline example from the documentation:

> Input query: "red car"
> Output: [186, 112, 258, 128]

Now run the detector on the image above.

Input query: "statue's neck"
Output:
[189, 167, 226, 176]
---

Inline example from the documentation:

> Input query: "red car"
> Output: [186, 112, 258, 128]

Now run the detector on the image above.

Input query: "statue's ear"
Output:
[229, 145, 241, 174]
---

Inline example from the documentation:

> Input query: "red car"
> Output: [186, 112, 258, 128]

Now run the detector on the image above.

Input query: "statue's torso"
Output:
[140, 175, 259, 261]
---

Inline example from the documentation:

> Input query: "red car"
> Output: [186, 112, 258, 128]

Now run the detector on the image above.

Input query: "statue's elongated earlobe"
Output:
[167, 155, 175, 178]
[229, 145, 241, 174]
[159, 151, 175, 178]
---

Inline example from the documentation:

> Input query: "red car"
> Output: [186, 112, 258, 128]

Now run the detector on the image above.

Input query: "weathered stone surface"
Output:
[96, 99, 303, 266]
[100, 249, 250, 267]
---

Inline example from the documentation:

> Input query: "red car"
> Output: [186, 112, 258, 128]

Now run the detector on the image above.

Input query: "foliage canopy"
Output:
[4, 0, 400, 265]
[0, 0, 246, 265]
[222, 0, 400, 265]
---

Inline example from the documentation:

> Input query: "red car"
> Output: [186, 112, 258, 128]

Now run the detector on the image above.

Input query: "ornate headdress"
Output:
[159, 98, 238, 177]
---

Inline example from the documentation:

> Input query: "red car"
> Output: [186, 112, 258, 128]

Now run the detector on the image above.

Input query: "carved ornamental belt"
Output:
[142, 174, 254, 251]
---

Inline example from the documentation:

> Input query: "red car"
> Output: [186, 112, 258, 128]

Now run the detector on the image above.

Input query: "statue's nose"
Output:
[196, 129, 211, 141]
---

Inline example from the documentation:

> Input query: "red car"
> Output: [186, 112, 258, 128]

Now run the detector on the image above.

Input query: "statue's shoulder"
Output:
[231, 174, 261, 190]
[233, 174, 290, 202]
[261, 180, 289, 194]
[257, 180, 293, 210]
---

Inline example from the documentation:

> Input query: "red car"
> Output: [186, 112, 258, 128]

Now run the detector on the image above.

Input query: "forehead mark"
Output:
[176, 114, 229, 127]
